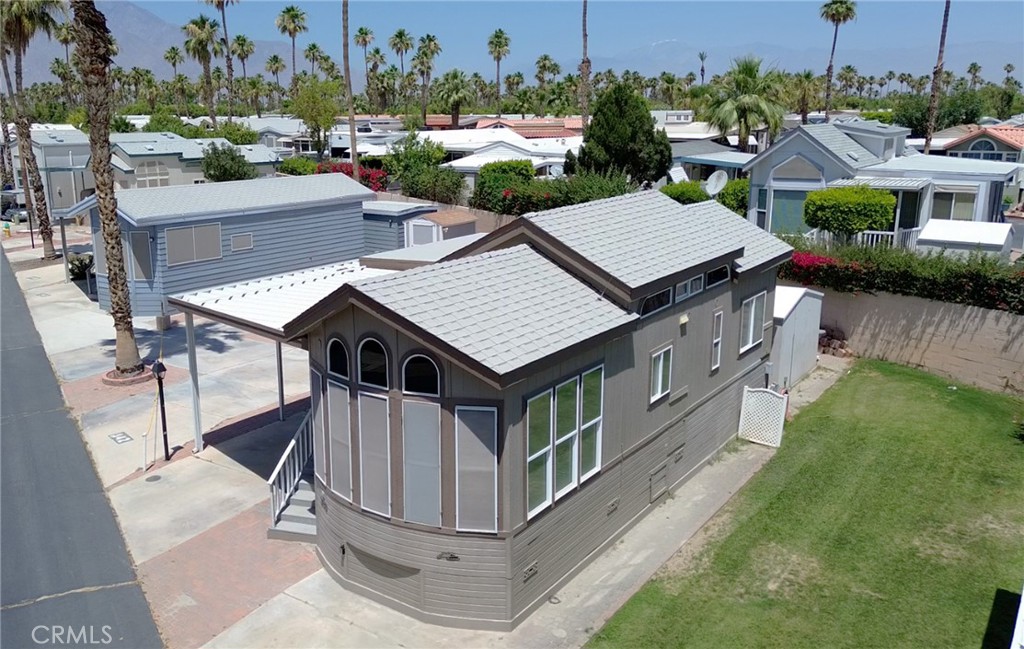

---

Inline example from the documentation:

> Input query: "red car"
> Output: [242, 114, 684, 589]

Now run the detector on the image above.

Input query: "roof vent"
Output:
[847, 152, 859, 161]
[144, 145, 154, 151]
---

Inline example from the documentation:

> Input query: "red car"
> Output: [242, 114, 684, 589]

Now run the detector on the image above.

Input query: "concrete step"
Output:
[280, 500, 316, 524]
[294, 480, 314, 495]
[290, 488, 315, 507]
[267, 518, 316, 543]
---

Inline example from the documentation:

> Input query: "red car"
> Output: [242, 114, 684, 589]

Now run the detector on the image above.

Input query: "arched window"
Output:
[970, 139, 996, 151]
[403, 355, 440, 396]
[327, 338, 349, 379]
[358, 338, 389, 388]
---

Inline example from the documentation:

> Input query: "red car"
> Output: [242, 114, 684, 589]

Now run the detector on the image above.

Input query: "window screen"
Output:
[165, 224, 221, 266]
[328, 380, 351, 500]
[93, 226, 107, 275]
[230, 232, 253, 251]
[455, 407, 497, 532]
[359, 392, 390, 516]
[130, 231, 152, 280]
[411, 222, 436, 246]
[527, 392, 552, 516]
[311, 369, 327, 483]
[403, 400, 441, 527]
[193, 224, 222, 261]
[740, 292, 767, 351]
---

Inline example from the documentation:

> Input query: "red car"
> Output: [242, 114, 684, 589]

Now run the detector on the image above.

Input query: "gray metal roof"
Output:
[112, 173, 375, 225]
[800, 124, 883, 169]
[361, 233, 486, 263]
[352, 245, 638, 376]
[676, 151, 757, 169]
[828, 176, 932, 190]
[864, 154, 1021, 177]
[114, 138, 280, 164]
[361, 200, 437, 217]
[523, 192, 788, 288]
[671, 139, 733, 157]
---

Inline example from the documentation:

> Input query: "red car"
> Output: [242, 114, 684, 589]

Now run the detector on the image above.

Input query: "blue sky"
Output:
[134, 0, 1024, 79]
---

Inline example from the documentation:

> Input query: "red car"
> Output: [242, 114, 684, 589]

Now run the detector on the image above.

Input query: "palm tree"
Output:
[698, 50, 708, 85]
[0, 95, 15, 188]
[535, 54, 560, 90]
[164, 45, 183, 78]
[354, 26, 373, 84]
[304, 42, 323, 76]
[55, 21, 73, 64]
[70, 0, 143, 375]
[389, 28, 413, 75]
[1, 0, 62, 259]
[504, 71, 524, 96]
[579, 0, 592, 128]
[885, 70, 896, 94]
[837, 64, 857, 95]
[172, 72, 190, 115]
[487, 29, 510, 114]
[923, 0, 950, 154]
[203, 0, 236, 120]
[275, 5, 307, 93]
[231, 34, 254, 80]
[343, 1, 359, 185]
[792, 69, 819, 124]
[703, 56, 784, 154]
[414, 34, 441, 123]
[820, 0, 857, 117]
[265, 53, 285, 92]
[967, 62, 981, 89]
[183, 14, 222, 126]
[50, 58, 76, 105]
[245, 75, 265, 116]
[435, 69, 474, 128]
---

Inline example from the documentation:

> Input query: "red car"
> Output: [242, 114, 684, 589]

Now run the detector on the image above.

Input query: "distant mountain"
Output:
[21, 1, 293, 86]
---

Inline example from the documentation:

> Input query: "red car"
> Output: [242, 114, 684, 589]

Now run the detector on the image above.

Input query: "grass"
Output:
[588, 360, 1024, 649]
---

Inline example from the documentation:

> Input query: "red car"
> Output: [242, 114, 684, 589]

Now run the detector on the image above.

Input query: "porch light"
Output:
[151, 360, 170, 461]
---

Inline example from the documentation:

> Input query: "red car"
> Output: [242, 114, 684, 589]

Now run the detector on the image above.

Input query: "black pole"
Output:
[157, 377, 170, 461]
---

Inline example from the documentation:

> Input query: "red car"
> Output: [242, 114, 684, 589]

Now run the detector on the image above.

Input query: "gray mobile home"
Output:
[171, 191, 792, 630]
[81, 174, 374, 317]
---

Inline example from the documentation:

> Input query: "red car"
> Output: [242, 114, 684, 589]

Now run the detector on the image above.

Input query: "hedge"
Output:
[660, 181, 709, 205]
[803, 186, 896, 237]
[315, 160, 389, 192]
[278, 157, 317, 176]
[779, 244, 1024, 315]
[477, 171, 635, 216]
[402, 166, 465, 204]
[717, 178, 749, 216]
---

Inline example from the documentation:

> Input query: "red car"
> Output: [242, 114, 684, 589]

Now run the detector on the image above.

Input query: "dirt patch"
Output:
[913, 514, 1023, 564]
[973, 513, 1024, 540]
[655, 506, 736, 591]
[911, 534, 969, 564]
[736, 543, 821, 600]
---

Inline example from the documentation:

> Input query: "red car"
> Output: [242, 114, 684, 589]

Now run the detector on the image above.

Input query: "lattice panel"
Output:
[738, 387, 788, 448]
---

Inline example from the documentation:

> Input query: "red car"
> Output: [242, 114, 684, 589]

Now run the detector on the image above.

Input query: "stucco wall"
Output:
[796, 284, 1024, 395]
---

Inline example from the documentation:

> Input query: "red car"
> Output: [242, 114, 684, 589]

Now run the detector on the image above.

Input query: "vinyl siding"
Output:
[362, 217, 405, 255]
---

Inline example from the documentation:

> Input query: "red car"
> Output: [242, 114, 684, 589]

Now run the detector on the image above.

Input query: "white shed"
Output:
[771, 286, 824, 390]
[916, 219, 1014, 261]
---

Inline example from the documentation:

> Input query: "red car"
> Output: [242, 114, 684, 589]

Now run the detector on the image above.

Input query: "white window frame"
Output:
[327, 378, 352, 502]
[711, 311, 723, 371]
[401, 354, 440, 397]
[553, 377, 580, 501]
[403, 399, 441, 526]
[135, 160, 169, 188]
[357, 338, 389, 389]
[705, 265, 730, 289]
[526, 391, 553, 519]
[311, 368, 327, 485]
[740, 291, 767, 353]
[406, 219, 440, 247]
[230, 232, 253, 252]
[650, 345, 672, 403]
[639, 287, 673, 317]
[674, 274, 704, 303]
[579, 365, 604, 482]
[454, 405, 498, 533]
[932, 191, 977, 221]
[326, 338, 349, 379]
[165, 223, 222, 267]
[969, 139, 996, 152]
[357, 391, 391, 517]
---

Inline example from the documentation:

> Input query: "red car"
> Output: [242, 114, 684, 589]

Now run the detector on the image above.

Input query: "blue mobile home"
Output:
[79, 174, 375, 317]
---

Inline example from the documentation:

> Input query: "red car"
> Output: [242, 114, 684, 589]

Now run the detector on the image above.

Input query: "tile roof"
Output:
[800, 124, 883, 169]
[947, 126, 1024, 150]
[352, 245, 637, 376]
[523, 192, 791, 288]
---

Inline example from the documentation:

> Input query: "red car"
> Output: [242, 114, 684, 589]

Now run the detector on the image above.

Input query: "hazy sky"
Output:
[131, 0, 1024, 78]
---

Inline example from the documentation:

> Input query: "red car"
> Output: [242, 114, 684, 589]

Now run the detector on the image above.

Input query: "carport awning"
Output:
[828, 177, 932, 190]
[676, 151, 756, 169]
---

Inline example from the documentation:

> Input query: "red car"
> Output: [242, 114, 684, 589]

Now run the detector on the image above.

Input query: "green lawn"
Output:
[589, 360, 1024, 649]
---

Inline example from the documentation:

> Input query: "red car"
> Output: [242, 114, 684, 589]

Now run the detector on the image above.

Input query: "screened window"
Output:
[526, 391, 553, 517]
[93, 228, 107, 275]
[675, 275, 704, 303]
[650, 346, 672, 402]
[579, 367, 603, 480]
[327, 339, 349, 379]
[327, 379, 352, 500]
[932, 192, 976, 221]
[230, 232, 253, 252]
[711, 311, 723, 371]
[403, 355, 439, 396]
[455, 406, 498, 533]
[404, 400, 441, 526]
[554, 378, 579, 499]
[129, 231, 152, 280]
[136, 160, 169, 188]
[706, 265, 730, 288]
[358, 392, 390, 516]
[311, 369, 327, 484]
[639, 288, 672, 316]
[740, 292, 767, 352]
[408, 221, 438, 246]
[756, 187, 768, 229]
[165, 223, 221, 266]
[358, 338, 388, 388]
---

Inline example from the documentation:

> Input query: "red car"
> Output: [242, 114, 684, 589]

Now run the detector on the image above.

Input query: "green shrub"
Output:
[661, 181, 709, 205]
[68, 253, 93, 280]
[200, 143, 259, 182]
[781, 245, 1024, 314]
[278, 156, 317, 176]
[470, 159, 537, 211]
[717, 178, 749, 215]
[803, 186, 896, 237]
[478, 171, 635, 216]
[382, 132, 445, 182]
[860, 110, 894, 124]
[402, 166, 465, 204]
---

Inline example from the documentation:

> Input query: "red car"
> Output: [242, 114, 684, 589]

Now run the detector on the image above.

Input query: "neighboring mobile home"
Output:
[169, 191, 792, 630]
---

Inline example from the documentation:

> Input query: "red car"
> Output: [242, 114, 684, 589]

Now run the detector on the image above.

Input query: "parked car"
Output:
[2, 207, 28, 222]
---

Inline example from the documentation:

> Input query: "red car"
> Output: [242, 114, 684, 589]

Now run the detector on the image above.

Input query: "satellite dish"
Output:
[706, 170, 728, 197]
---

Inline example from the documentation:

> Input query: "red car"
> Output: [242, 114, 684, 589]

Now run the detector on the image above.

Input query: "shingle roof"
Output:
[523, 192, 789, 288]
[424, 210, 476, 226]
[352, 245, 638, 376]
[800, 124, 883, 169]
[112, 173, 375, 225]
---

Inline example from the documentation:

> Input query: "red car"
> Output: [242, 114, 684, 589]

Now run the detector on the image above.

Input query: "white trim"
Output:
[128, 230, 152, 281]
[357, 391, 391, 517]
[401, 354, 440, 397]
[311, 368, 327, 484]
[674, 274, 704, 303]
[327, 378, 352, 502]
[357, 337, 389, 389]
[553, 376, 580, 501]
[739, 291, 767, 353]
[406, 219, 441, 247]
[705, 265, 730, 289]
[579, 365, 604, 482]
[649, 345, 673, 403]
[526, 391, 554, 520]
[165, 223, 222, 267]
[402, 399, 441, 527]
[639, 287, 673, 317]
[454, 405, 498, 534]
[711, 310, 723, 371]
[326, 337, 349, 380]
[230, 232, 254, 252]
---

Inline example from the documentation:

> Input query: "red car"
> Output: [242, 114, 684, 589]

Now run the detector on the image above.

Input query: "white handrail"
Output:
[267, 409, 314, 525]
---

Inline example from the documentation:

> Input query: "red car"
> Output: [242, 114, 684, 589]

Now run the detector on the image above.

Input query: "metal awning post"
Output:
[59, 217, 70, 283]
[276, 341, 285, 421]
[186, 313, 204, 452]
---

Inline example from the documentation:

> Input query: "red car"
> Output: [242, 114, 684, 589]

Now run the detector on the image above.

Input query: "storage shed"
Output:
[74, 173, 375, 318]
[361, 200, 439, 254]
[771, 286, 824, 389]
[916, 219, 1014, 261]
